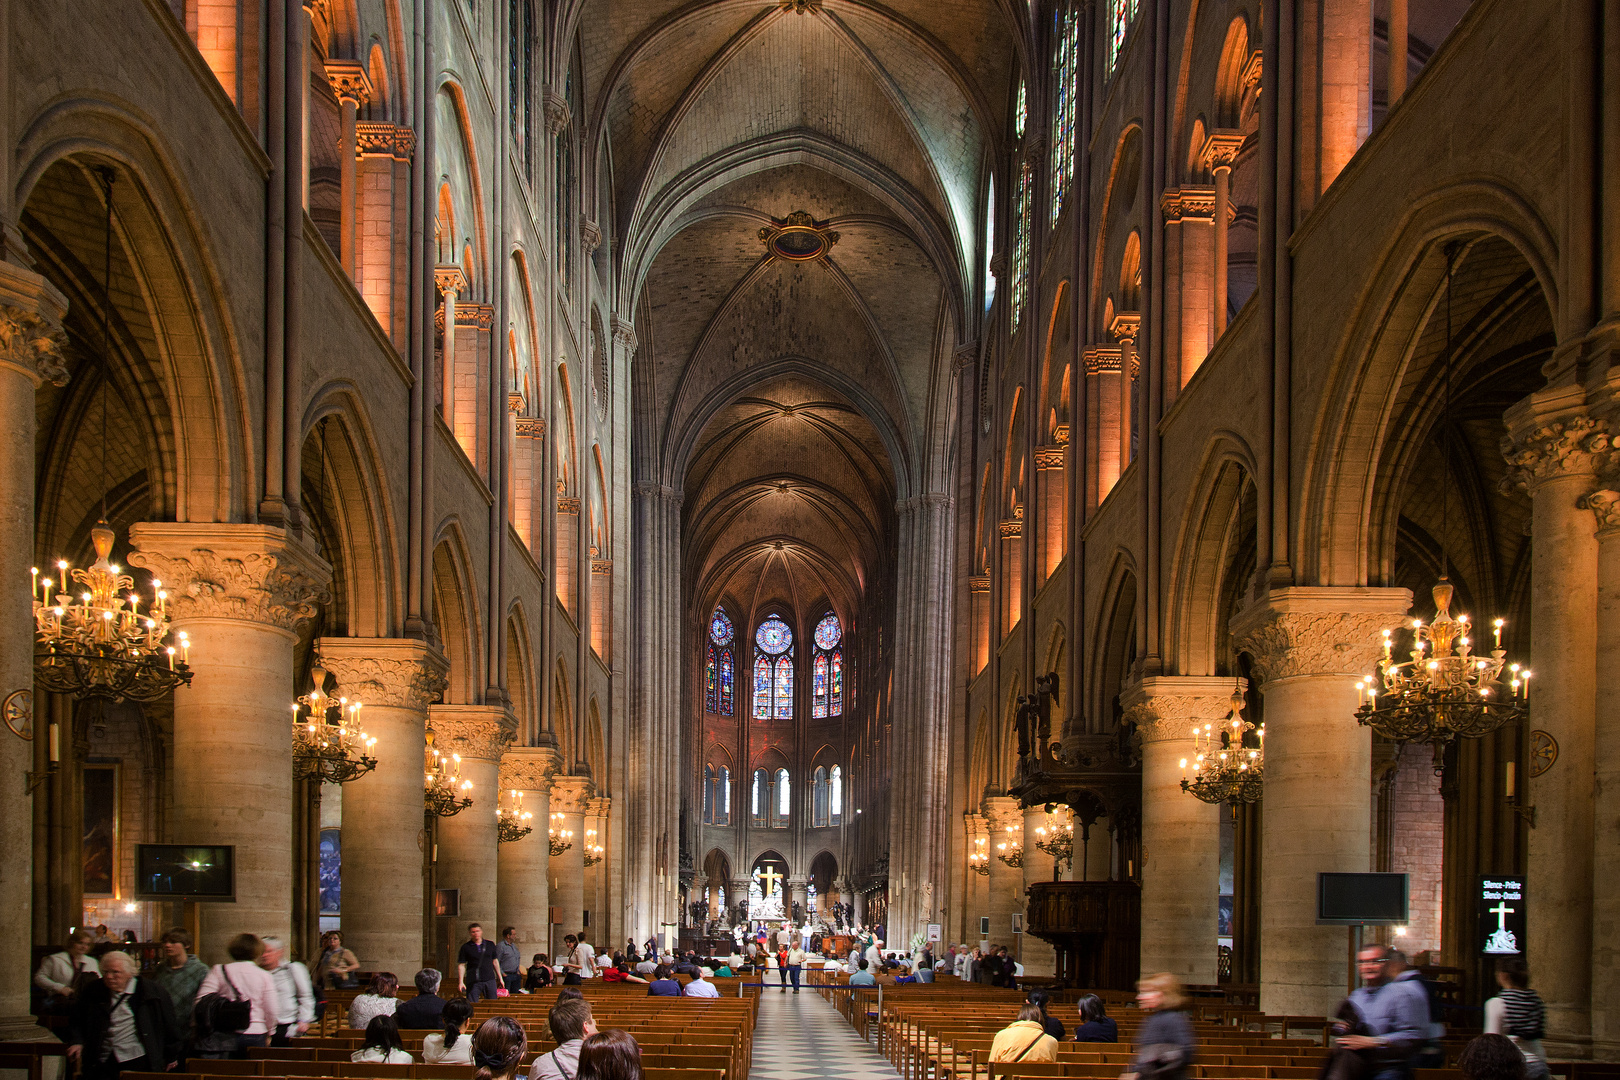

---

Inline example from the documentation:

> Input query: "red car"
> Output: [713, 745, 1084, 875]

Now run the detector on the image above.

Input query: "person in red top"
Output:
[600, 962, 647, 985]
[776, 947, 790, 993]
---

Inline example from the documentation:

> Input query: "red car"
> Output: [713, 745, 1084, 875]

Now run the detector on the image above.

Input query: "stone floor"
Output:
[749, 982, 900, 1080]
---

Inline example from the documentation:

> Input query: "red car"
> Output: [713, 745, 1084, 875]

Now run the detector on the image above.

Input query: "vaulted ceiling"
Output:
[576, 0, 1017, 617]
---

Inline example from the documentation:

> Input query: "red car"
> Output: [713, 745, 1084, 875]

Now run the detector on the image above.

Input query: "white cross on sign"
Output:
[754, 864, 783, 895]
[1490, 900, 1514, 931]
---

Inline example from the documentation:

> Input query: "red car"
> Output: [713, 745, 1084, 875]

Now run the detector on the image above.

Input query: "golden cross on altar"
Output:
[754, 864, 783, 895]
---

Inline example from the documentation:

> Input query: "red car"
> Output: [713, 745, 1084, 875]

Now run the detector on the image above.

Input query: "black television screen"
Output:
[1317, 872, 1409, 925]
[134, 845, 235, 902]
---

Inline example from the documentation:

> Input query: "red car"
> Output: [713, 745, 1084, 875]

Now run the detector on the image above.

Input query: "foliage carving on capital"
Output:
[1124, 694, 1235, 744]
[318, 649, 448, 710]
[544, 91, 570, 135]
[128, 538, 331, 631]
[982, 795, 1022, 833]
[549, 774, 595, 814]
[430, 714, 515, 762]
[500, 749, 560, 792]
[0, 302, 69, 387]
[1500, 417, 1608, 493]
[1233, 609, 1393, 683]
[1581, 488, 1620, 532]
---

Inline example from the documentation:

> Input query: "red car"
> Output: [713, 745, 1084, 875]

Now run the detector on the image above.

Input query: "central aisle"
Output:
[748, 984, 902, 1080]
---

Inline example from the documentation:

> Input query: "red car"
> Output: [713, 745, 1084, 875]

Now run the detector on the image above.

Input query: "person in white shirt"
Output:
[560, 934, 597, 983]
[683, 970, 720, 998]
[194, 934, 279, 1054]
[258, 936, 314, 1044]
[865, 939, 883, 972]
[421, 997, 475, 1064]
[350, 1015, 413, 1064]
[35, 930, 101, 1009]
[344, 972, 401, 1031]
[65, 951, 181, 1080]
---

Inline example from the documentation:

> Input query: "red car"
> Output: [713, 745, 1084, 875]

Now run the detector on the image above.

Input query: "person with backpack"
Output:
[192, 933, 277, 1058]
[1484, 959, 1548, 1080]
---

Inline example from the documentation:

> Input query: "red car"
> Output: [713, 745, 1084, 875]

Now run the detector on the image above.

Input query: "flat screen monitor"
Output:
[133, 845, 235, 902]
[1317, 872, 1409, 925]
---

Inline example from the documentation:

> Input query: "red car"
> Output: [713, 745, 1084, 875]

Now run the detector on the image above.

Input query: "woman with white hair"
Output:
[66, 951, 182, 1080]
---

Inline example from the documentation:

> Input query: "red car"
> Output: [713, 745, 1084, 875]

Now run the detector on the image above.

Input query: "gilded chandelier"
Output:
[1033, 805, 1074, 871]
[995, 823, 1024, 868]
[33, 524, 194, 703]
[424, 729, 473, 817]
[1354, 581, 1527, 746]
[1180, 685, 1263, 805]
[291, 665, 376, 785]
[497, 789, 533, 843]
[583, 826, 604, 867]
[548, 812, 574, 856]
[968, 836, 989, 877]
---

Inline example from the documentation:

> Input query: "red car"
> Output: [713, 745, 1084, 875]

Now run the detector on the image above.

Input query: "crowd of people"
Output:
[33, 921, 1553, 1080]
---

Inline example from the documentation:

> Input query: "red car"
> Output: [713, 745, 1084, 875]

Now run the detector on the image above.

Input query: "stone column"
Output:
[324, 61, 371, 277]
[1231, 586, 1411, 1016]
[0, 265, 68, 1042]
[731, 878, 753, 934]
[1019, 807, 1056, 976]
[1122, 676, 1239, 984]
[1584, 488, 1620, 1058]
[434, 267, 463, 418]
[1113, 316, 1140, 471]
[129, 524, 333, 959]
[1501, 408, 1604, 1051]
[428, 706, 514, 953]
[1204, 133, 1244, 338]
[498, 747, 559, 958]
[548, 775, 592, 953]
[786, 877, 807, 927]
[984, 796, 1024, 950]
[319, 639, 448, 976]
[584, 795, 611, 944]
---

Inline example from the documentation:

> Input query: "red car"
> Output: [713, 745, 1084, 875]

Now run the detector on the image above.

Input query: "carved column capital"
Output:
[500, 746, 562, 791]
[0, 264, 70, 387]
[549, 773, 595, 814]
[587, 795, 611, 819]
[324, 59, 372, 107]
[1230, 587, 1413, 684]
[127, 523, 333, 632]
[1500, 415, 1609, 494]
[1120, 676, 1248, 743]
[315, 638, 449, 710]
[1111, 312, 1141, 346]
[543, 90, 571, 135]
[611, 314, 638, 357]
[1201, 130, 1247, 172]
[434, 265, 466, 296]
[982, 794, 1023, 833]
[426, 705, 516, 762]
[581, 219, 602, 253]
[1581, 488, 1620, 534]
[517, 416, 546, 438]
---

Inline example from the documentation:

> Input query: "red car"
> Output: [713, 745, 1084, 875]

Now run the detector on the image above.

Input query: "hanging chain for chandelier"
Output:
[33, 167, 195, 702]
[290, 424, 378, 785]
[497, 789, 534, 843]
[424, 727, 474, 816]
[1181, 680, 1264, 804]
[1355, 243, 1529, 745]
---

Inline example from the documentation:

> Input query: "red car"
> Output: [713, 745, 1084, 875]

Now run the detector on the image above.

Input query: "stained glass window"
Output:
[830, 765, 842, 824]
[756, 615, 792, 654]
[555, 67, 576, 293]
[774, 655, 794, 719]
[814, 613, 842, 650]
[708, 608, 735, 715]
[830, 650, 844, 715]
[509, 0, 533, 174]
[751, 768, 766, 823]
[721, 765, 730, 822]
[984, 174, 997, 311]
[753, 654, 773, 720]
[1050, 3, 1078, 227]
[1014, 79, 1026, 140]
[812, 654, 829, 719]
[1011, 161, 1031, 333]
[776, 768, 791, 821]
[703, 764, 715, 823]
[1110, 0, 1137, 77]
[813, 766, 830, 827]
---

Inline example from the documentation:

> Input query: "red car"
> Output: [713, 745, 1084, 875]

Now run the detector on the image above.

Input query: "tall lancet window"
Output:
[753, 614, 794, 720]
[1050, 2, 1078, 226]
[706, 608, 735, 715]
[812, 612, 844, 718]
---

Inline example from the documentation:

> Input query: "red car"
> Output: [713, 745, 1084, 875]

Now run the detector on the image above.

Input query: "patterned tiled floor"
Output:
[750, 986, 901, 1080]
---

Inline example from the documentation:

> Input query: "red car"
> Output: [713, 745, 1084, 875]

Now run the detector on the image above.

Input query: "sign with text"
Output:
[1479, 877, 1526, 956]
[926, 923, 941, 942]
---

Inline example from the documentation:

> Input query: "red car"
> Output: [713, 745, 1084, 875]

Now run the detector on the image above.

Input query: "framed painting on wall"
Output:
[83, 765, 119, 897]
[319, 829, 341, 915]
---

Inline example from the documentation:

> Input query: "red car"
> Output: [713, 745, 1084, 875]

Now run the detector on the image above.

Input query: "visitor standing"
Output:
[458, 923, 501, 1004]
[312, 931, 359, 989]
[258, 936, 314, 1044]
[1483, 959, 1548, 1080]
[498, 928, 524, 994]
[34, 930, 100, 1012]
[148, 928, 208, 1032]
[66, 951, 181, 1080]
[1122, 974, 1195, 1080]
[1340, 946, 1431, 1080]
[195, 934, 279, 1056]
[786, 945, 804, 994]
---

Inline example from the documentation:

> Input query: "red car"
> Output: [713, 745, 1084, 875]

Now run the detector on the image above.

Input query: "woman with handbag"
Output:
[990, 1005, 1059, 1063]
[192, 934, 278, 1058]
[1121, 973, 1196, 1080]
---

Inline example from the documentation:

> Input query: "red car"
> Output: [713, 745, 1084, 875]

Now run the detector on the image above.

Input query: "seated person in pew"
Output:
[1458, 1034, 1527, 1080]
[423, 997, 474, 1065]
[990, 1005, 1060, 1063]
[473, 1016, 528, 1080]
[645, 966, 682, 998]
[848, 959, 877, 987]
[682, 970, 719, 999]
[577, 1029, 642, 1080]
[526, 955, 557, 992]
[351, 1015, 413, 1064]
[1073, 995, 1118, 1043]
[602, 961, 649, 986]
[346, 972, 401, 1031]
[1026, 991, 1065, 1041]
[530, 996, 596, 1080]
[395, 969, 448, 1030]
